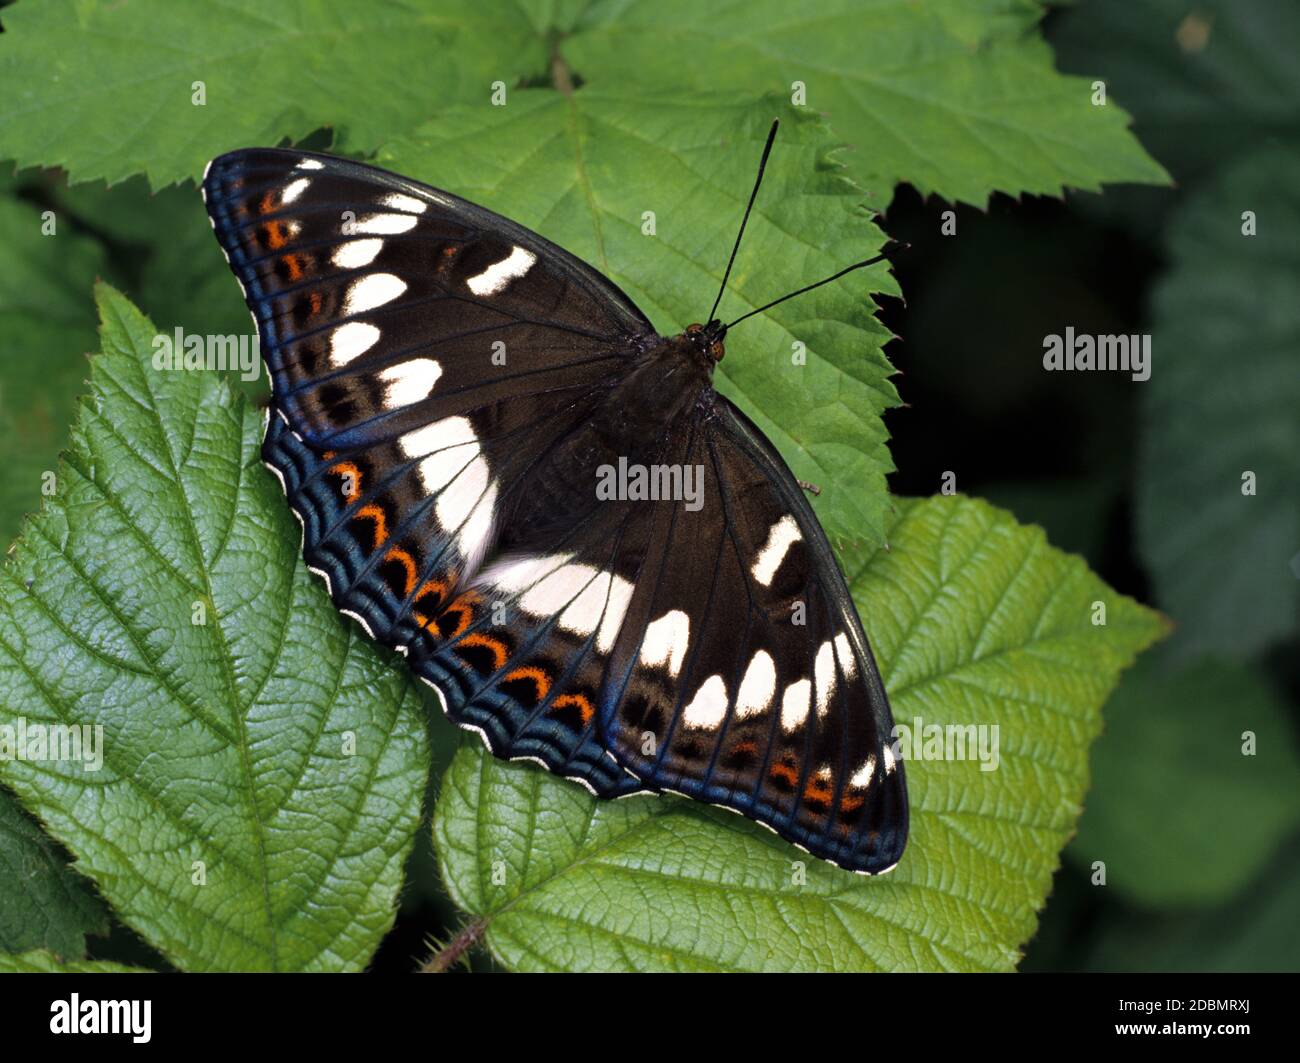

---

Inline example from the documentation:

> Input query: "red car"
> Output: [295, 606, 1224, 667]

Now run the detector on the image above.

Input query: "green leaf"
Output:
[1070, 655, 1300, 908]
[0, 285, 429, 971]
[0, 789, 109, 959]
[51, 176, 255, 346]
[0, 191, 105, 547]
[432, 495, 1166, 972]
[382, 92, 899, 544]
[0, 948, 149, 973]
[1082, 841, 1300, 973]
[563, 0, 1170, 206]
[1137, 145, 1300, 659]
[1053, 0, 1300, 184]
[0, 0, 551, 188]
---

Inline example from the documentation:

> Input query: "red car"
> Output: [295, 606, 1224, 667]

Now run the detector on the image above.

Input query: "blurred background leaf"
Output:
[1136, 145, 1300, 660]
[1079, 839, 1300, 973]
[1054, 0, 1300, 186]
[0, 948, 149, 973]
[0, 790, 109, 959]
[1069, 654, 1300, 908]
[0, 180, 105, 547]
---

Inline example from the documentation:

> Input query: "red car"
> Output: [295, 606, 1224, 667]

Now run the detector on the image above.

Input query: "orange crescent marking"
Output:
[551, 693, 594, 727]
[503, 665, 551, 701]
[802, 778, 834, 804]
[414, 578, 448, 605]
[265, 220, 289, 250]
[354, 504, 388, 548]
[383, 547, 418, 596]
[329, 461, 362, 503]
[456, 633, 509, 671]
[769, 759, 799, 787]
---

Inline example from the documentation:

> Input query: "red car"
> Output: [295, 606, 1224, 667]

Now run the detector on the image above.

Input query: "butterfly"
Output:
[201, 121, 908, 874]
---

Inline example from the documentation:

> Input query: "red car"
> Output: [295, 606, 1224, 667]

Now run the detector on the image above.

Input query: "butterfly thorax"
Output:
[499, 327, 719, 549]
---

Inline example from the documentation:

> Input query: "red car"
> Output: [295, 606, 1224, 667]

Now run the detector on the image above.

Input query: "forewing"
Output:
[203, 148, 656, 655]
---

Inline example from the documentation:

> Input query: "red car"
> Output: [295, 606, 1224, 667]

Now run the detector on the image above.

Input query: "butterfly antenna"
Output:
[725, 240, 907, 330]
[707, 119, 781, 325]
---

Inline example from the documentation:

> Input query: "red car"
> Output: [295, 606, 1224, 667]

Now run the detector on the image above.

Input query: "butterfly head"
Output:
[684, 320, 727, 364]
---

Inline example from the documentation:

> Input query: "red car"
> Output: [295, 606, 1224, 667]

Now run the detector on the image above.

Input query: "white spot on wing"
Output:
[382, 193, 427, 214]
[833, 631, 858, 681]
[781, 679, 811, 732]
[480, 553, 573, 593]
[353, 213, 418, 235]
[504, 562, 632, 652]
[379, 358, 441, 407]
[735, 650, 776, 719]
[296, 158, 325, 171]
[466, 245, 536, 296]
[850, 754, 876, 789]
[551, 567, 634, 651]
[345, 273, 406, 314]
[329, 322, 381, 366]
[280, 177, 310, 204]
[640, 609, 690, 677]
[398, 417, 496, 569]
[682, 675, 728, 730]
[456, 479, 497, 574]
[752, 515, 801, 586]
[333, 238, 383, 269]
[399, 416, 474, 462]
[814, 640, 836, 718]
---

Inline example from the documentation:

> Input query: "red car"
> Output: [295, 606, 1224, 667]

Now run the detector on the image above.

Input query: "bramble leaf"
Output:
[0, 0, 551, 188]
[563, 0, 1170, 205]
[432, 495, 1166, 972]
[382, 93, 900, 544]
[0, 286, 430, 971]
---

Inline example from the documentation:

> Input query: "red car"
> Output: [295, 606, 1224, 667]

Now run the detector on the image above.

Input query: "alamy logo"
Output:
[596, 457, 705, 512]
[891, 716, 1000, 772]
[0, 717, 103, 772]
[50, 995, 150, 1043]
[1042, 326, 1151, 381]
[152, 327, 261, 381]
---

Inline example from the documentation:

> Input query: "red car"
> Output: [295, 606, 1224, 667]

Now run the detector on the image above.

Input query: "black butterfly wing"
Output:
[422, 394, 906, 873]
[202, 148, 907, 862]
[605, 397, 906, 873]
[203, 148, 656, 796]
